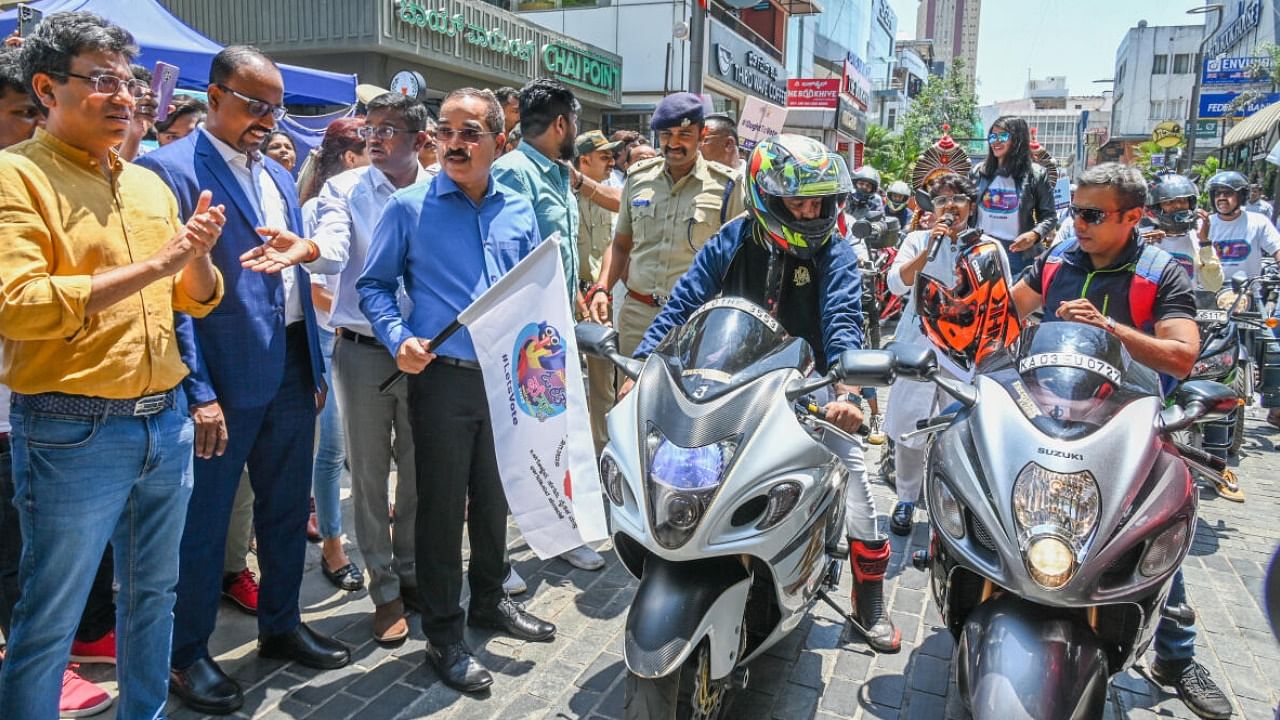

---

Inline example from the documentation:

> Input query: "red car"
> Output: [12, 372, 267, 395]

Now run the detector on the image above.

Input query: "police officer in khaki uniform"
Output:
[587, 93, 744, 354]
[573, 130, 621, 452]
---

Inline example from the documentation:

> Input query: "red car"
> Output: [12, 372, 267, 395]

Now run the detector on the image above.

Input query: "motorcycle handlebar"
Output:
[794, 399, 871, 438]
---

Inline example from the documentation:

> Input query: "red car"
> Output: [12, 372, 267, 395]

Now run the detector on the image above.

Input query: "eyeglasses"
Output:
[357, 125, 412, 141]
[987, 131, 1011, 144]
[931, 195, 967, 208]
[436, 127, 498, 144]
[216, 84, 287, 122]
[59, 72, 149, 98]
[1070, 204, 1127, 225]
[1210, 188, 1238, 198]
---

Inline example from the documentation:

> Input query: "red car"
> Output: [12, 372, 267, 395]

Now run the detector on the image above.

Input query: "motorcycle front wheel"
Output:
[623, 642, 728, 720]
[1230, 367, 1248, 456]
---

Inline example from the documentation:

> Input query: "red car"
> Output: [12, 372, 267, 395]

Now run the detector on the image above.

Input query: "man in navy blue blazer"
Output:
[136, 46, 349, 715]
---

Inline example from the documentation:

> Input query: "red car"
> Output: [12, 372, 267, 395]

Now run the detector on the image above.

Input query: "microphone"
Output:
[928, 213, 956, 261]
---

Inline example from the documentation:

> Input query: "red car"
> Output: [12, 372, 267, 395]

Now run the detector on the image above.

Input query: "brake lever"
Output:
[794, 399, 871, 438]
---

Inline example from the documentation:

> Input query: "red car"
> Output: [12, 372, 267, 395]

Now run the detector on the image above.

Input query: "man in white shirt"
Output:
[1205, 171, 1280, 282]
[1246, 182, 1274, 220]
[303, 93, 434, 644]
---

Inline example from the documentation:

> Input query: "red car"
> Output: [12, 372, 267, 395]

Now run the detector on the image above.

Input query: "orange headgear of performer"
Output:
[914, 239, 1021, 374]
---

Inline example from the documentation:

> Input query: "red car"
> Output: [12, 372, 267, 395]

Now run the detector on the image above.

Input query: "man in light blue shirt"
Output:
[357, 87, 558, 696]
[490, 79, 608, 573]
[492, 79, 581, 305]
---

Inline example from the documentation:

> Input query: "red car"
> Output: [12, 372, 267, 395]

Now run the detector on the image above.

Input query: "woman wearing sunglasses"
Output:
[881, 172, 1014, 536]
[971, 116, 1058, 277]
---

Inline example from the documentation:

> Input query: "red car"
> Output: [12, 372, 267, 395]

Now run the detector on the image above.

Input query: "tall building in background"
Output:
[915, 0, 980, 90]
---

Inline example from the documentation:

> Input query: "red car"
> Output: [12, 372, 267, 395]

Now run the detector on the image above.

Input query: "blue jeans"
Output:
[0, 396, 194, 720]
[1154, 568, 1196, 663]
[313, 327, 345, 539]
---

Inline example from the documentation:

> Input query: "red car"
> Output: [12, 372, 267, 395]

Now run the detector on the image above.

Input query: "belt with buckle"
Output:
[627, 289, 668, 307]
[13, 389, 176, 417]
[433, 356, 482, 371]
[337, 327, 379, 345]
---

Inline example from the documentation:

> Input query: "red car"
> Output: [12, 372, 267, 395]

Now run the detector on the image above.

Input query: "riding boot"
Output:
[849, 539, 901, 653]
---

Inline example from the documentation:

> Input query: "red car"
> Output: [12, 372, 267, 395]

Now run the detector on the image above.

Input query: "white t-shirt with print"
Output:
[977, 174, 1021, 241]
[1208, 210, 1280, 279]
[1155, 231, 1209, 290]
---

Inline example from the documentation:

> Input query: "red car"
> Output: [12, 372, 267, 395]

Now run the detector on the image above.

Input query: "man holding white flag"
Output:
[357, 87, 561, 695]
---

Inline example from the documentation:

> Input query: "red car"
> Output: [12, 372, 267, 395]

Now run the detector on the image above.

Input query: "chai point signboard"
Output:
[541, 42, 619, 97]
[786, 78, 841, 109]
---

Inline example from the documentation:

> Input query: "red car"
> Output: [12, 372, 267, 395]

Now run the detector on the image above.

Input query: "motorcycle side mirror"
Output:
[885, 342, 938, 380]
[834, 349, 896, 386]
[1231, 271, 1249, 294]
[576, 322, 619, 358]
[914, 188, 934, 213]
[1161, 380, 1238, 432]
[575, 322, 644, 380]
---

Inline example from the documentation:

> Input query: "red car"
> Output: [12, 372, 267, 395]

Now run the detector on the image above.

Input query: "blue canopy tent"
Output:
[0, 0, 356, 106]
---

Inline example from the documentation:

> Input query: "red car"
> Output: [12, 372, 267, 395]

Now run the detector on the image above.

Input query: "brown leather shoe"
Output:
[373, 599, 409, 644]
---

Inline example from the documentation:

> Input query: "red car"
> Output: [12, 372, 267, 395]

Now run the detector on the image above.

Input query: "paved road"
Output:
[81, 412, 1279, 720]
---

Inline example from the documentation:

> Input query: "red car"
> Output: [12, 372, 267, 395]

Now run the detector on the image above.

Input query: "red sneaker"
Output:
[222, 568, 259, 615]
[69, 630, 116, 665]
[60, 665, 113, 718]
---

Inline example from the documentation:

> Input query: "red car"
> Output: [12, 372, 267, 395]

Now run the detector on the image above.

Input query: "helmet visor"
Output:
[754, 143, 854, 198]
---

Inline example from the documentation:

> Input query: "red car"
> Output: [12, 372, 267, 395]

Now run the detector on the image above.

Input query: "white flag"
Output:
[459, 234, 608, 558]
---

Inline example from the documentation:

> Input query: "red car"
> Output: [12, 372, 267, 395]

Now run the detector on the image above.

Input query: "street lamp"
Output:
[1185, 3, 1225, 170]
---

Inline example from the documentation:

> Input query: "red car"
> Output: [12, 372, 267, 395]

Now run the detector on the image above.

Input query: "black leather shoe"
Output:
[321, 559, 365, 592]
[258, 623, 351, 670]
[468, 597, 556, 642]
[426, 641, 493, 693]
[169, 657, 244, 715]
[890, 502, 915, 536]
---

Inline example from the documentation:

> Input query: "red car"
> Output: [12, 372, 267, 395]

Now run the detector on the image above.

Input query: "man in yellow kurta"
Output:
[0, 12, 224, 719]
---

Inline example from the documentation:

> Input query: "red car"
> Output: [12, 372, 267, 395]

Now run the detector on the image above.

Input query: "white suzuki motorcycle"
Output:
[576, 297, 905, 720]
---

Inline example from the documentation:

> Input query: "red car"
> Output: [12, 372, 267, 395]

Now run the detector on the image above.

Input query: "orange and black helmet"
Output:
[915, 239, 1021, 374]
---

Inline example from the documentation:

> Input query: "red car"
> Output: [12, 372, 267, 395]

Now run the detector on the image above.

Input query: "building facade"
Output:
[160, 0, 624, 124]
[1103, 21, 1205, 165]
[915, 0, 980, 90]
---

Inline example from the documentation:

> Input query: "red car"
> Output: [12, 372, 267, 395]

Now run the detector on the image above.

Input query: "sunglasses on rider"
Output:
[1070, 204, 1132, 225]
[987, 131, 1011, 144]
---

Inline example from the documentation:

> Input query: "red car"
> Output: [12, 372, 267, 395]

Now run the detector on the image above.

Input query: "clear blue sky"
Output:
[885, 0, 1210, 104]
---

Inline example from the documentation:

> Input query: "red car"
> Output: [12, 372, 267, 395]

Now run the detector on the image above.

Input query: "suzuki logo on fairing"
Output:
[1038, 447, 1083, 461]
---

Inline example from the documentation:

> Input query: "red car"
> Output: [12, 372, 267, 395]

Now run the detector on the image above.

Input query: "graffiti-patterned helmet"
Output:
[745, 134, 853, 260]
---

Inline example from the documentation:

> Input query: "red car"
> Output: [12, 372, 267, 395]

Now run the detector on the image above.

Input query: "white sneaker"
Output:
[559, 544, 606, 571]
[867, 414, 887, 446]
[504, 567, 528, 595]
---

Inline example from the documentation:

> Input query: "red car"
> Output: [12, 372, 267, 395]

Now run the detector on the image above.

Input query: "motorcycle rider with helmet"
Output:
[1009, 163, 1231, 720]
[849, 165, 885, 215]
[884, 180, 914, 228]
[1203, 169, 1280, 429]
[630, 134, 902, 653]
[1141, 174, 1223, 292]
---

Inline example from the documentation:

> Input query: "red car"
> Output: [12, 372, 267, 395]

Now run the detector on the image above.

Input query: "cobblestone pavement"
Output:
[81, 413, 1278, 720]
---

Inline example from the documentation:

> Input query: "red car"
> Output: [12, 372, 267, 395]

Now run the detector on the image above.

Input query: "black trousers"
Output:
[0, 441, 115, 643]
[407, 363, 509, 646]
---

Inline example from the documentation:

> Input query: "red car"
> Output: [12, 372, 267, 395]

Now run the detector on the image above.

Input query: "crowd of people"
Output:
[0, 9, 1273, 720]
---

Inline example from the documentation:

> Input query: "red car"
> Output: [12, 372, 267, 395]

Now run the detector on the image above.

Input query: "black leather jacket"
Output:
[970, 162, 1058, 244]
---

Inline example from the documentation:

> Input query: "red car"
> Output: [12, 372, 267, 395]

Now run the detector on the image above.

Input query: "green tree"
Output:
[862, 60, 980, 183]
[899, 59, 980, 154]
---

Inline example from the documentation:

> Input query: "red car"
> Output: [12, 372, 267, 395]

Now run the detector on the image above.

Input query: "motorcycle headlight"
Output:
[1216, 289, 1251, 312]
[929, 474, 965, 539]
[1026, 536, 1075, 589]
[644, 424, 740, 549]
[1013, 464, 1100, 589]
[1139, 518, 1190, 578]
[600, 454, 624, 506]
[1012, 464, 1101, 545]
[1190, 348, 1235, 380]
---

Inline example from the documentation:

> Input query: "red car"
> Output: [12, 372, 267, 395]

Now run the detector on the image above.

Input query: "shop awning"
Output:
[0, 0, 356, 106]
[1223, 99, 1280, 146]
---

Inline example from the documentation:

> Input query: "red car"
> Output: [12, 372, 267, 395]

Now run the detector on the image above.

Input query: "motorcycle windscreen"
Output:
[1008, 322, 1161, 439]
[652, 297, 815, 402]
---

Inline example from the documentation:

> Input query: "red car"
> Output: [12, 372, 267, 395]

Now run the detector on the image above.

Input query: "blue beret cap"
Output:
[651, 92, 705, 131]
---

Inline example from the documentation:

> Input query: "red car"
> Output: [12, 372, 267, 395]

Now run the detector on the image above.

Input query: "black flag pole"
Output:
[377, 319, 463, 394]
